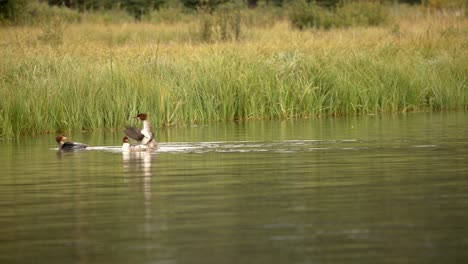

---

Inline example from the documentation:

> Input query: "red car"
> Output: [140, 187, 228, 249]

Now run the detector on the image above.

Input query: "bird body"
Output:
[55, 135, 88, 151]
[122, 136, 149, 152]
[124, 113, 158, 149]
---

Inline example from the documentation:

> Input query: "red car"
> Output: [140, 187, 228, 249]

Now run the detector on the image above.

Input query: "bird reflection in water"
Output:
[122, 150, 154, 237]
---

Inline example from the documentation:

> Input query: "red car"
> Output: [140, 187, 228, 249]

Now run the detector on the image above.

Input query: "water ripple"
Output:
[52, 139, 439, 155]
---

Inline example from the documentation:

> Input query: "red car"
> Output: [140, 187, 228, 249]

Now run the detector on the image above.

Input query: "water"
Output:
[1, 112, 468, 264]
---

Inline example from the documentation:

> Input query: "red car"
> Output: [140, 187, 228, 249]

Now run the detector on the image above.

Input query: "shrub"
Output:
[149, 6, 196, 24]
[337, 1, 389, 27]
[0, 0, 29, 25]
[428, 0, 467, 10]
[289, 0, 338, 30]
[242, 4, 285, 28]
[20, 1, 80, 25]
[81, 8, 134, 24]
[427, 0, 467, 17]
[289, 0, 389, 30]
[37, 16, 66, 46]
[197, 2, 242, 42]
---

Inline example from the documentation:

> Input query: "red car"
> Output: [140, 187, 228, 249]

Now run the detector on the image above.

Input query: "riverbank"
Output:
[0, 9, 467, 137]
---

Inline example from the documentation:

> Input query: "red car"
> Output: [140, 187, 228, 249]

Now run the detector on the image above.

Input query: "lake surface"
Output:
[1, 112, 468, 264]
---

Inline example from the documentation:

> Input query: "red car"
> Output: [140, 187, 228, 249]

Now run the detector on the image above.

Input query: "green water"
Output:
[1, 112, 468, 264]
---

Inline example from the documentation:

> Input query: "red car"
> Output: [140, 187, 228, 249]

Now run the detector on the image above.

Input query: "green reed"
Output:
[0, 14, 467, 137]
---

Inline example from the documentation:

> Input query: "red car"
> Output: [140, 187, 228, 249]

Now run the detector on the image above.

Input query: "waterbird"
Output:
[55, 135, 88, 151]
[122, 136, 149, 152]
[124, 113, 158, 149]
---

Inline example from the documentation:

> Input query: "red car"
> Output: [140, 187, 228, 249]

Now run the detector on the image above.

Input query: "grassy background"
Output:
[0, 5, 467, 137]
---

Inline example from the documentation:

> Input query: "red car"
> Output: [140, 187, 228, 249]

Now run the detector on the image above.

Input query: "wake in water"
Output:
[54, 139, 438, 154]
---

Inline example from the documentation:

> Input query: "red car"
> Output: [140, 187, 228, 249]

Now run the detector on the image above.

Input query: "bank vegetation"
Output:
[0, 0, 467, 137]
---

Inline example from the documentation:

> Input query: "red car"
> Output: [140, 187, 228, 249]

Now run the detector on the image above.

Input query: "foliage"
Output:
[37, 16, 66, 46]
[182, 0, 229, 11]
[337, 1, 389, 27]
[1, 0, 464, 26]
[81, 8, 135, 24]
[123, 0, 148, 20]
[198, 2, 242, 42]
[242, 4, 285, 28]
[27, 1, 81, 23]
[52, 0, 167, 21]
[399, 0, 421, 4]
[1, 1, 80, 25]
[427, 0, 467, 10]
[122, 0, 167, 20]
[149, 6, 195, 23]
[0, 0, 30, 24]
[47, 0, 166, 11]
[315, 0, 341, 7]
[289, 0, 337, 30]
[289, 0, 389, 30]
[1, 9, 467, 137]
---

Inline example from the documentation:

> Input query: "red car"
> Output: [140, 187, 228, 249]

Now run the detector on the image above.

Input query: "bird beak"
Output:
[63, 137, 68, 140]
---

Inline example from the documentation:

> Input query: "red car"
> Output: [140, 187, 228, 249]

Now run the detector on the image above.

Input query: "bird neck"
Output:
[142, 120, 152, 132]
[122, 142, 130, 151]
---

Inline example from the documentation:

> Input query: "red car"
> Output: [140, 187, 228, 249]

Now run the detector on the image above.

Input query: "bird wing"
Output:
[124, 127, 145, 141]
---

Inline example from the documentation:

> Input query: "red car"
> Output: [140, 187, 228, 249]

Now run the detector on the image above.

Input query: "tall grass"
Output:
[0, 6, 467, 138]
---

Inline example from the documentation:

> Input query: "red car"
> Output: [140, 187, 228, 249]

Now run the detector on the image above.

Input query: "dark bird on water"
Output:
[55, 135, 88, 151]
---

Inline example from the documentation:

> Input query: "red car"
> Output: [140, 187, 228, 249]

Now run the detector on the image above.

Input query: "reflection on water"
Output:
[0, 112, 468, 264]
[123, 151, 154, 241]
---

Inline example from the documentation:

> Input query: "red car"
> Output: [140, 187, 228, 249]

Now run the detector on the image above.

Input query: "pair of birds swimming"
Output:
[55, 113, 157, 152]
